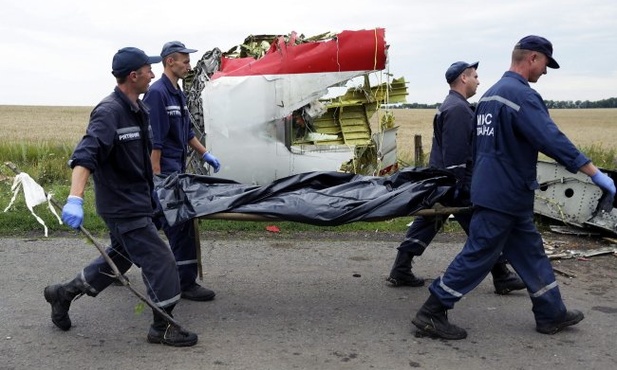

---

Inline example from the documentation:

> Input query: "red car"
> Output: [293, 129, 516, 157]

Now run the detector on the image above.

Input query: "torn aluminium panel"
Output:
[183, 28, 408, 185]
[535, 160, 617, 236]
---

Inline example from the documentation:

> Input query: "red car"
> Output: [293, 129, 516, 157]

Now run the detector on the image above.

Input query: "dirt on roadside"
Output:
[205, 226, 617, 283]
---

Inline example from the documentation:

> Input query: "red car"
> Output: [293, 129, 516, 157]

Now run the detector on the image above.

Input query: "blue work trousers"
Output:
[429, 207, 567, 326]
[81, 216, 181, 308]
[161, 217, 199, 291]
[398, 213, 471, 255]
[399, 212, 507, 264]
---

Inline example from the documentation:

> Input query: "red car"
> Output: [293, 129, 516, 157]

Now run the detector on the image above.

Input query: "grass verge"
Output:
[0, 142, 613, 237]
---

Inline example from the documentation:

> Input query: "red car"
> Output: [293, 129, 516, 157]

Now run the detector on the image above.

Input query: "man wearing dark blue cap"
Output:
[387, 60, 525, 295]
[411, 35, 616, 340]
[144, 41, 220, 302]
[44, 46, 199, 347]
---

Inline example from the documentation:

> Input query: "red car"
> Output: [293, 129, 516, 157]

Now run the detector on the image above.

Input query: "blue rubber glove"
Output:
[62, 195, 84, 229]
[202, 152, 221, 173]
[591, 170, 616, 196]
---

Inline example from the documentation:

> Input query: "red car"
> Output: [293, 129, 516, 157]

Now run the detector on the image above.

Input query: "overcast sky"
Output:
[2, 0, 615, 106]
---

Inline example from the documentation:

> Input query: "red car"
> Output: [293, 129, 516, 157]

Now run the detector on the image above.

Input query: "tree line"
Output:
[396, 97, 617, 109]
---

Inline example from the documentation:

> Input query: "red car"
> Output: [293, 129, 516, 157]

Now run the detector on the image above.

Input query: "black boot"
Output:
[147, 305, 198, 347]
[411, 294, 467, 340]
[491, 262, 526, 295]
[386, 250, 424, 287]
[43, 276, 86, 331]
[181, 283, 216, 302]
[536, 309, 584, 334]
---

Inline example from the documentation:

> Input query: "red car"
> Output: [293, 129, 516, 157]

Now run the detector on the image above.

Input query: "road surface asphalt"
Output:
[1, 229, 616, 370]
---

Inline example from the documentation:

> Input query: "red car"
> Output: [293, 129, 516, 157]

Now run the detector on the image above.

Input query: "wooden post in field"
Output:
[414, 135, 424, 167]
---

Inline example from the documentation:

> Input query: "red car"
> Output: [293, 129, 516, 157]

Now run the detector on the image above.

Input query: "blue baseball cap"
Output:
[445, 61, 479, 84]
[160, 41, 198, 58]
[514, 35, 559, 69]
[111, 47, 162, 78]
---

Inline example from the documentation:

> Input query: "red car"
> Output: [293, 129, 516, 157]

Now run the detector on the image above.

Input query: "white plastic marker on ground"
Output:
[3, 172, 62, 237]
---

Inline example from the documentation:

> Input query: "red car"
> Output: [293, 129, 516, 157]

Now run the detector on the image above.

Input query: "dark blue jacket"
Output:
[69, 87, 156, 218]
[472, 71, 590, 216]
[428, 90, 474, 182]
[143, 74, 194, 175]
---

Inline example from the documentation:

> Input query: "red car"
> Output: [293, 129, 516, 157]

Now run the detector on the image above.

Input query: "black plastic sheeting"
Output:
[154, 167, 458, 227]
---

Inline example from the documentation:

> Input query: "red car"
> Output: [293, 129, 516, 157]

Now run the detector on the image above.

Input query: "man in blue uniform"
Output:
[143, 41, 220, 302]
[411, 35, 616, 340]
[44, 47, 198, 346]
[387, 61, 525, 295]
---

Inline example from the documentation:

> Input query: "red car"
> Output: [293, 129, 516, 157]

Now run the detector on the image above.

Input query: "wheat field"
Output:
[1, 105, 615, 155]
[0, 105, 91, 144]
[390, 108, 617, 161]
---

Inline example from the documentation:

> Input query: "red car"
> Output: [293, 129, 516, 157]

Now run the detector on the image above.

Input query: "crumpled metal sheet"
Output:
[534, 160, 617, 235]
[154, 167, 457, 227]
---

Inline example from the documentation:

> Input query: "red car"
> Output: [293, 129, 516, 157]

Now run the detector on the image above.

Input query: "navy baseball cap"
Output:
[111, 47, 162, 78]
[514, 35, 559, 69]
[160, 41, 198, 58]
[445, 61, 479, 84]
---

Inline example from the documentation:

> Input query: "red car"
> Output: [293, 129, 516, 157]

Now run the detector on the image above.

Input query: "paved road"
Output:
[1, 231, 616, 370]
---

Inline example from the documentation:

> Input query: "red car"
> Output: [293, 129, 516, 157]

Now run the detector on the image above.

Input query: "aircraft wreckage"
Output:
[155, 28, 617, 237]
[182, 28, 407, 185]
[535, 160, 617, 236]
[3, 29, 615, 241]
